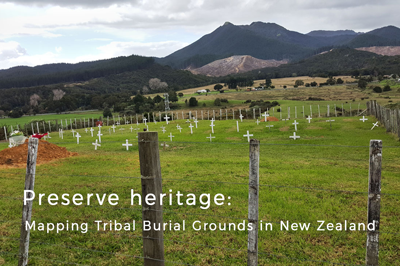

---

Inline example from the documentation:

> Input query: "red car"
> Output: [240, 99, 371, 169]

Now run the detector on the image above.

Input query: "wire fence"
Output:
[0, 136, 399, 265]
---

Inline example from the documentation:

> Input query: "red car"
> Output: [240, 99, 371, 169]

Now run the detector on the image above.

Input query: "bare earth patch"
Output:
[307, 126, 323, 130]
[279, 126, 289, 131]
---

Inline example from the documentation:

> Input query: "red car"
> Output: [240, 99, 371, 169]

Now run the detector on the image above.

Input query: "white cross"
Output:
[76, 133, 81, 144]
[236, 121, 239, 132]
[371, 121, 379, 130]
[85, 128, 88, 133]
[266, 125, 274, 129]
[194, 120, 198, 128]
[143, 118, 147, 125]
[262, 112, 269, 122]
[176, 124, 180, 129]
[243, 130, 253, 142]
[326, 120, 335, 122]
[130, 126, 133, 132]
[289, 132, 300, 140]
[206, 134, 215, 142]
[292, 120, 299, 131]
[210, 123, 215, 133]
[97, 131, 103, 143]
[92, 139, 101, 150]
[164, 115, 170, 124]
[47, 132, 51, 139]
[162, 128, 166, 134]
[210, 118, 215, 123]
[90, 128, 94, 137]
[111, 125, 116, 133]
[125, 120, 129, 125]
[189, 124, 194, 134]
[97, 124, 102, 130]
[59, 129, 64, 139]
[71, 129, 76, 137]
[186, 119, 190, 123]
[168, 133, 174, 141]
[136, 121, 139, 126]
[360, 116, 368, 122]
[115, 121, 120, 125]
[256, 119, 260, 125]
[122, 139, 132, 151]
[306, 116, 312, 123]
[239, 113, 244, 122]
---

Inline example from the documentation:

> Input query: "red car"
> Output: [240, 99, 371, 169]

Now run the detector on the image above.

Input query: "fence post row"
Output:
[18, 138, 39, 266]
[138, 131, 165, 266]
[248, 139, 260, 266]
[366, 139, 382, 266]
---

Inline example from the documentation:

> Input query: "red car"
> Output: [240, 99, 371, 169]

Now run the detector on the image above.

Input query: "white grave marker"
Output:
[92, 139, 101, 150]
[206, 134, 215, 142]
[76, 133, 81, 144]
[289, 132, 300, 140]
[122, 139, 132, 151]
[194, 119, 199, 128]
[243, 131, 253, 142]
[90, 127, 94, 137]
[239, 113, 244, 122]
[256, 119, 260, 125]
[164, 115, 170, 125]
[97, 131, 103, 143]
[360, 116, 368, 122]
[168, 133, 174, 141]
[71, 129, 76, 137]
[306, 116, 312, 123]
[236, 121, 239, 132]
[189, 124, 194, 134]
[292, 120, 299, 131]
[210, 123, 215, 133]
[371, 122, 379, 130]
[111, 125, 116, 133]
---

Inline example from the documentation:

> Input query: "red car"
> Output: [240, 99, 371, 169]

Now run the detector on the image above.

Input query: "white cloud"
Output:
[0, 40, 27, 60]
[55, 46, 62, 53]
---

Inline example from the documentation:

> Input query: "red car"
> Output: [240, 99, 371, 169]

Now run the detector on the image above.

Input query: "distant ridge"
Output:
[189, 55, 287, 77]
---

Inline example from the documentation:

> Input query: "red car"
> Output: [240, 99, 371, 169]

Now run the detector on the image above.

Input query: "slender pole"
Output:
[138, 132, 165, 266]
[18, 138, 39, 266]
[248, 139, 260, 266]
[366, 140, 382, 266]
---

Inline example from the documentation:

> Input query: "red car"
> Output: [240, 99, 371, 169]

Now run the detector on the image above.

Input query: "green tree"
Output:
[294, 80, 304, 86]
[326, 77, 336, 85]
[358, 79, 368, 89]
[153, 95, 163, 103]
[310, 81, 318, 87]
[168, 90, 178, 102]
[265, 78, 272, 88]
[214, 84, 223, 91]
[214, 98, 221, 106]
[336, 78, 344, 84]
[373, 86, 382, 93]
[189, 97, 198, 107]
[178, 93, 184, 98]
[103, 107, 112, 118]
[383, 85, 391, 92]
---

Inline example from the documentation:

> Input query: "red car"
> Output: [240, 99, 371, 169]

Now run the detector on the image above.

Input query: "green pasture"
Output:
[0, 115, 399, 265]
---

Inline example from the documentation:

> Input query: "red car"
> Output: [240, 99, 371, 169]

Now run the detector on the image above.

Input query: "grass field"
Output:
[1, 114, 399, 265]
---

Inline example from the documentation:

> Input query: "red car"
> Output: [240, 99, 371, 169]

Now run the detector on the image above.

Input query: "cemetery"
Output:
[0, 100, 399, 265]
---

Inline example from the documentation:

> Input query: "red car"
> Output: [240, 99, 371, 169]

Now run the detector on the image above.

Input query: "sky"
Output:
[0, 0, 399, 70]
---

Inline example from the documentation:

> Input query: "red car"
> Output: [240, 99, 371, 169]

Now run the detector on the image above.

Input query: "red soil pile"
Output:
[0, 139, 77, 167]
[261, 116, 279, 122]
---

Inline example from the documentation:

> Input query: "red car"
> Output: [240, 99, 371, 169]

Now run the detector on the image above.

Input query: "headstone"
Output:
[122, 139, 132, 151]
[243, 130, 253, 142]
[143, 118, 147, 125]
[164, 115, 170, 125]
[97, 131, 103, 143]
[289, 132, 300, 140]
[168, 132, 174, 141]
[210, 123, 215, 133]
[206, 134, 215, 142]
[292, 120, 299, 131]
[76, 133, 81, 144]
[92, 139, 101, 150]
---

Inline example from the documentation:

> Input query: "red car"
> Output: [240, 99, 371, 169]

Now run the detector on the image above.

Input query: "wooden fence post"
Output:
[366, 139, 382, 266]
[4, 126, 7, 141]
[248, 139, 260, 266]
[18, 138, 39, 266]
[138, 131, 165, 266]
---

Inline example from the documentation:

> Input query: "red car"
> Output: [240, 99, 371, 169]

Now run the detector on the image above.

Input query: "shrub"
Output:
[383, 85, 391, 92]
[220, 99, 229, 103]
[189, 97, 198, 107]
[214, 98, 221, 106]
[373, 86, 382, 93]
[103, 107, 112, 118]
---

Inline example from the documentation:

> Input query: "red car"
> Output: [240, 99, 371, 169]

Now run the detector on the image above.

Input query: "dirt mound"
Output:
[0, 139, 77, 167]
[261, 116, 279, 122]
